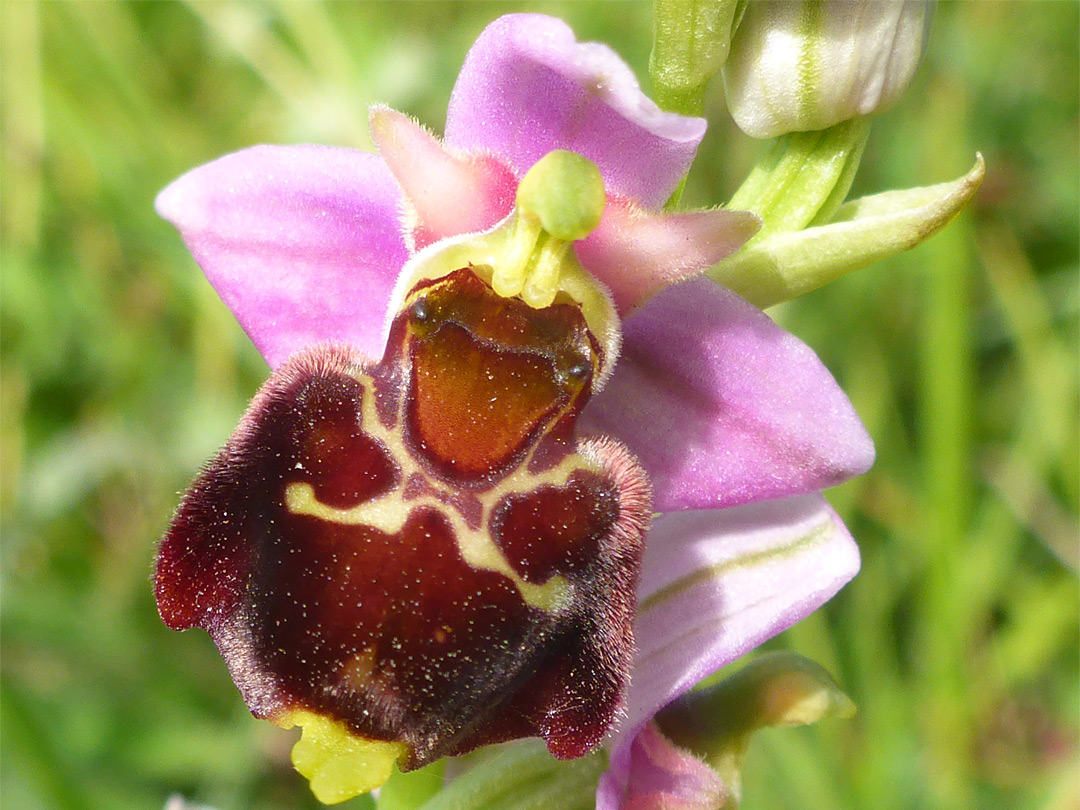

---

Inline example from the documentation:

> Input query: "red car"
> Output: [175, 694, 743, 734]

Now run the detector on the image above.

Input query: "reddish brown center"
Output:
[392, 269, 597, 484]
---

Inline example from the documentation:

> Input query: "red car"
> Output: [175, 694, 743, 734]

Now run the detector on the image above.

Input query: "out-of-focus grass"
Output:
[1, 3, 1075, 810]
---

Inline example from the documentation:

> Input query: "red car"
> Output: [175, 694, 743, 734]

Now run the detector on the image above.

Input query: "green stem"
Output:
[809, 121, 870, 225]
[417, 744, 599, 810]
[728, 117, 872, 235]
[650, 0, 741, 209]
[650, 0, 739, 116]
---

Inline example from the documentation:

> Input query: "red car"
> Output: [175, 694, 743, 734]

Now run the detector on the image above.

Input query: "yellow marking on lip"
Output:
[315, 350, 603, 613]
[275, 709, 407, 805]
[285, 481, 571, 613]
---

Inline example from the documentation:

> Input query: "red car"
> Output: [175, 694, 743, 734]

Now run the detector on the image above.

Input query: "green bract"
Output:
[711, 154, 985, 308]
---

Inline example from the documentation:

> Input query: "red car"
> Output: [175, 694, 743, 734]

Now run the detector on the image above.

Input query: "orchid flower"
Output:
[154, 14, 873, 809]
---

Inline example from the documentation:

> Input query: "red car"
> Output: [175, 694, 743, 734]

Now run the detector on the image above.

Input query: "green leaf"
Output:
[413, 743, 602, 810]
[376, 761, 445, 810]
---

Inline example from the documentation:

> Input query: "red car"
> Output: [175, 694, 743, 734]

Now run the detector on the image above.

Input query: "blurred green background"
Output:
[1, 2, 1076, 809]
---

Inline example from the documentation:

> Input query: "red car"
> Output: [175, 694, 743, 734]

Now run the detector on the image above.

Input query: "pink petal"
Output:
[369, 106, 518, 249]
[582, 279, 875, 512]
[445, 14, 705, 210]
[596, 491, 862, 810]
[600, 494, 858, 807]
[597, 723, 727, 810]
[613, 494, 859, 750]
[576, 198, 760, 313]
[156, 145, 408, 368]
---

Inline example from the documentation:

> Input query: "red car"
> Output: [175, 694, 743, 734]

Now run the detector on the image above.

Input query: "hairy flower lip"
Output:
[154, 13, 873, 809]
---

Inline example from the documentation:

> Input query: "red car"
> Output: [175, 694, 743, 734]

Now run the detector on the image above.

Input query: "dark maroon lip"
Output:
[156, 267, 651, 771]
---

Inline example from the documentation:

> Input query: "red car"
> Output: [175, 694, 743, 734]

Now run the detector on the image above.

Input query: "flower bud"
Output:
[656, 652, 856, 806]
[723, 0, 934, 138]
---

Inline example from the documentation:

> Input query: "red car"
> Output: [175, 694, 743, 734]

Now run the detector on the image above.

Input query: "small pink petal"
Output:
[370, 106, 517, 249]
[446, 14, 705, 209]
[576, 198, 760, 313]
[583, 278, 875, 512]
[598, 723, 728, 810]
[156, 145, 407, 367]
[614, 494, 860, 748]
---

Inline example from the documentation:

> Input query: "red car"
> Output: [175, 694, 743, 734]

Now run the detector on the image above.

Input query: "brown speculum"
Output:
[155, 266, 651, 772]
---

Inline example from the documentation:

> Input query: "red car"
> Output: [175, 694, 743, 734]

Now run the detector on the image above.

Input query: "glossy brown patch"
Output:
[410, 324, 561, 476]
[397, 269, 596, 483]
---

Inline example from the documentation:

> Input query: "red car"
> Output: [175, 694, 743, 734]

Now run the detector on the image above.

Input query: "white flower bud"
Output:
[723, 1, 934, 138]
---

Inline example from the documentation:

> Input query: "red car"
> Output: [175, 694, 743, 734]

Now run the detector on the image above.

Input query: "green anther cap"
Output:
[516, 150, 606, 241]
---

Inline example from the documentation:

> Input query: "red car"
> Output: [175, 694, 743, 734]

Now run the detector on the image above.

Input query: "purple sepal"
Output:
[612, 493, 859, 753]
[583, 279, 875, 512]
[156, 145, 408, 367]
[445, 14, 705, 210]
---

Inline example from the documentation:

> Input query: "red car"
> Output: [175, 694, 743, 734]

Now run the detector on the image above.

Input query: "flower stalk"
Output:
[650, 0, 740, 118]
[727, 117, 872, 236]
